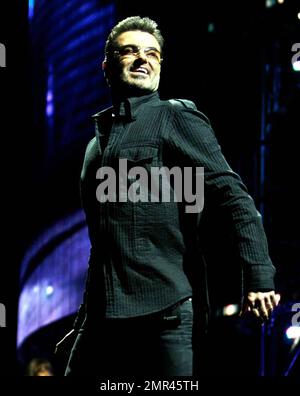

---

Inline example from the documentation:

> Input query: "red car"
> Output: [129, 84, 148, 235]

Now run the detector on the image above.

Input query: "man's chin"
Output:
[121, 83, 155, 97]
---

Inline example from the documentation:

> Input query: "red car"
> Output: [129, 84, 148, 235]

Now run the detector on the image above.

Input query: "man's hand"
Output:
[240, 291, 280, 321]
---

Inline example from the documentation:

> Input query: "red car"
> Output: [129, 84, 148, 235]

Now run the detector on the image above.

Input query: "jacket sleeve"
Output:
[73, 137, 99, 330]
[166, 103, 276, 291]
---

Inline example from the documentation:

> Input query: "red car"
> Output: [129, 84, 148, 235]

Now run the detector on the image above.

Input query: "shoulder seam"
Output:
[167, 99, 211, 125]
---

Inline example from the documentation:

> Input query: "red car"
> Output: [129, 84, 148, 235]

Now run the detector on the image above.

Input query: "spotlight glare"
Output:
[292, 61, 300, 71]
[46, 285, 54, 296]
[286, 326, 300, 340]
[266, 0, 276, 8]
[28, 0, 35, 19]
[223, 304, 239, 316]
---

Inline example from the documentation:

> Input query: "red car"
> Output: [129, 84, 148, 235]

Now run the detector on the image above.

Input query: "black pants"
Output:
[65, 298, 193, 376]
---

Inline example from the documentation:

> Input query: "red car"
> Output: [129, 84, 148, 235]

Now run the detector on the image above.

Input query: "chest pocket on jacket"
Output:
[119, 146, 159, 168]
[119, 145, 160, 189]
[118, 146, 172, 255]
[118, 146, 160, 204]
[118, 144, 165, 215]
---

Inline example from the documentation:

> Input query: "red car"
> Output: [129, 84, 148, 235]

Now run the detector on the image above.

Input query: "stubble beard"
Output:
[118, 68, 160, 96]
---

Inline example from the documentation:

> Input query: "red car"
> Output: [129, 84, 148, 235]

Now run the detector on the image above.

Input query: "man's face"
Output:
[104, 30, 162, 95]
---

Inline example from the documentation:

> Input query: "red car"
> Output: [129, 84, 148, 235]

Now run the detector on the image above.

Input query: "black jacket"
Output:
[75, 91, 275, 326]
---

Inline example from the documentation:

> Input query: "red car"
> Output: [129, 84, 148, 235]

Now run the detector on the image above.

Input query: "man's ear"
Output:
[102, 60, 111, 86]
[102, 60, 107, 77]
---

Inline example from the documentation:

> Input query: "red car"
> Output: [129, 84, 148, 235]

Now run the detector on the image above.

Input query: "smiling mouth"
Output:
[130, 67, 149, 75]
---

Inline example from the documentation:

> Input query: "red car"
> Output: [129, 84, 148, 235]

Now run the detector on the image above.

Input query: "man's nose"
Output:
[136, 49, 148, 62]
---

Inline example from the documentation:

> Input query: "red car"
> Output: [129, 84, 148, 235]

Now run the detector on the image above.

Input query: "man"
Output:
[62, 16, 279, 376]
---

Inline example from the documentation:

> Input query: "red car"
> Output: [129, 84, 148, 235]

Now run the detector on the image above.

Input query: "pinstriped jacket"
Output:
[74, 91, 276, 328]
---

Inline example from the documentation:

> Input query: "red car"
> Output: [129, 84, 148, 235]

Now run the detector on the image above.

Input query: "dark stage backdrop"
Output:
[0, 0, 299, 378]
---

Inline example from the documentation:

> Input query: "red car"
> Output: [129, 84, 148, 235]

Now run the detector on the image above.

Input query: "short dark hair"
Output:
[105, 16, 164, 61]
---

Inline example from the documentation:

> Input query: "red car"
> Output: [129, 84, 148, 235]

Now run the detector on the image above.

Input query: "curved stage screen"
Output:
[17, 211, 90, 347]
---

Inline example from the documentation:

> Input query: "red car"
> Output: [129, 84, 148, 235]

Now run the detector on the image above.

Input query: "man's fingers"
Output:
[258, 302, 269, 320]
[256, 295, 277, 319]
[240, 301, 255, 316]
[251, 307, 261, 319]
[240, 292, 280, 320]
[268, 293, 280, 310]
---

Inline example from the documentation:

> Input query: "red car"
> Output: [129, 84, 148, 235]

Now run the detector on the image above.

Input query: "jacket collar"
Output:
[92, 91, 160, 121]
[114, 91, 159, 120]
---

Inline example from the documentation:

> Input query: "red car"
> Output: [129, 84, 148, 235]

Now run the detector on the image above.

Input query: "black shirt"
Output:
[79, 91, 275, 319]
